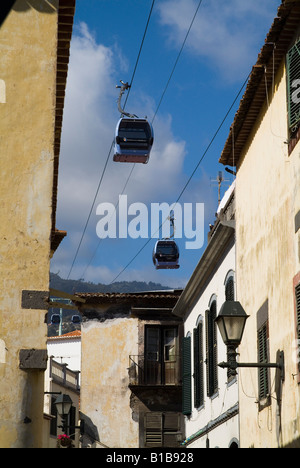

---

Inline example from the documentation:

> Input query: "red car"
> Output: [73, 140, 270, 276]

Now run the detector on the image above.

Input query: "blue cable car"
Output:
[51, 314, 61, 325]
[71, 315, 81, 324]
[152, 240, 180, 270]
[113, 117, 154, 164]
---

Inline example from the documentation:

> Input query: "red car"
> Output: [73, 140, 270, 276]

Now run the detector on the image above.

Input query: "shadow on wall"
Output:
[1, 0, 57, 28]
[79, 412, 104, 449]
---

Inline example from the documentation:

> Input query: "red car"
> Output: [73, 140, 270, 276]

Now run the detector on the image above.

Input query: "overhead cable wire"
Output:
[151, 0, 204, 124]
[67, 141, 113, 279]
[81, 0, 203, 281]
[66, 0, 156, 280]
[80, 164, 135, 280]
[109, 72, 251, 284]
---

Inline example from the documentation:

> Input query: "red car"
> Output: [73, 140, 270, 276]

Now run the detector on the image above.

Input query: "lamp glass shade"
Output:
[54, 394, 73, 417]
[215, 301, 249, 347]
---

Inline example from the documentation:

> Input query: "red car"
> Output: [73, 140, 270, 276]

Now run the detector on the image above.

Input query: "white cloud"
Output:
[51, 22, 194, 282]
[157, 0, 277, 82]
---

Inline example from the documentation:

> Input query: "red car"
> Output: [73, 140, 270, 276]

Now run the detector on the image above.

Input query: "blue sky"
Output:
[50, 0, 278, 288]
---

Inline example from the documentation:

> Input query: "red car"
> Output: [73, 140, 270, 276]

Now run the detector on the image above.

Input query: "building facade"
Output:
[173, 184, 239, 448]
[75, 291, 183, 448]
[47, 330, 81, 378]
[0, 0, 74, 447]
[219, 0, 300, 448]
[43, 355, 81, 448]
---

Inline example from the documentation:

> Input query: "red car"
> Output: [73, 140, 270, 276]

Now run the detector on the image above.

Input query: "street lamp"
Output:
[215, 301, 250, 379]
[215, 301, 285, 382]
[54, 394, 73, 434]
[215, 301, 249, 347]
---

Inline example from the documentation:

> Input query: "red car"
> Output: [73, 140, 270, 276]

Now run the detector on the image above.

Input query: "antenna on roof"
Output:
[211, 171, 230, 206]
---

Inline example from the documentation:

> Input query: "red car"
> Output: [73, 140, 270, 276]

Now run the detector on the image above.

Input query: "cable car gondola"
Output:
[152, 240, 180, 270]
[71, 315, 81, 324]
[113, 117, 154, 164]
[113, 81, 154, 164]
[51, 314, 61, 325]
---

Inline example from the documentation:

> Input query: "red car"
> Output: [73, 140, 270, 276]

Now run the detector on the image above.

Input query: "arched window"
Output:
[206, 297, 218, 397]
[182, 332, 192, 416]
[193, 316, 204, 408]
[225, 271, 235, 301]
[229, 438, 239, 448]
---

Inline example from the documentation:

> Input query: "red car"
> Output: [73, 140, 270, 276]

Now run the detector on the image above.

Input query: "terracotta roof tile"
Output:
[48, 330, 81, 340]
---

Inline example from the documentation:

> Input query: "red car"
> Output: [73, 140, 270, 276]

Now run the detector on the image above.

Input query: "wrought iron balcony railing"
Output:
[128, 354, 181, 386]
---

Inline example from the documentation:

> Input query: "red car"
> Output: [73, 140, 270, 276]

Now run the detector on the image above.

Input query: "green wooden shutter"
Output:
[225, 276, 235, 301]
[211, 301, 218, 395]
[206, 302, 218, 397]
[182, 336, 192, 416]
[287, 41, 300, 130]
[50, 397, 58, 436]
[144, 413, 182, 448]
[193, 327, 200, 408]
[144, 413, 163, 447]
[258, 324, 269, 400]
[163, 413, 181, 447]
[296, 284, 300, 372]
[193, 323, 204, 408]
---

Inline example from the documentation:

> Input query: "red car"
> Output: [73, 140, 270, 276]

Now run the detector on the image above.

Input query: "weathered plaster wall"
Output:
[0, 1, 58, 448]
[236, 61, 300, 448]
[81, 313, 140, 448]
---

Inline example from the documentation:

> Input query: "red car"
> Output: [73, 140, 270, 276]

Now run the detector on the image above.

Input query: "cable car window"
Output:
[119, 121, 151, 139]
[51, 314, 60, 325]
[72, 315, 81, 324]
[157, 243, 178, 256]
[118, 122, 152, 149]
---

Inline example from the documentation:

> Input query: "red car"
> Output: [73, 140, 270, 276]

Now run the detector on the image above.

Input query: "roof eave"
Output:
[219, 0, 300, 167]
[51, 0, 76, 253]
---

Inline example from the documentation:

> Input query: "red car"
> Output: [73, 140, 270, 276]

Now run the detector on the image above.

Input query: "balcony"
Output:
[128, 354, 181, 387]
[50, 358, 80, 393]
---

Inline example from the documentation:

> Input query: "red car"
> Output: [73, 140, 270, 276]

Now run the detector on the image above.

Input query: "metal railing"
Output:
[128, 355, 181, 386]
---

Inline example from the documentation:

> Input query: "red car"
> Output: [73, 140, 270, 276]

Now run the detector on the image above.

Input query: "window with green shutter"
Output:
[50, 397, 58, 436]
[225, 274, 235, 382]
[296, 283, 300, 373]
[206, 300, 218, 398]
[257, 323, 270, 402]
[225, 275, 235, 302]
[182, 336, 192, 416]
[144, 412, 182, 448]
[287, 40, 300, 131]
[193, 320, 204, 408]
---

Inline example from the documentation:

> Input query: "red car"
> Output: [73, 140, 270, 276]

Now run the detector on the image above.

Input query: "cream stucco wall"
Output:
[236, 60, 300, 448]
[0, 1, 58, 448]
[80, 316, 139, 448]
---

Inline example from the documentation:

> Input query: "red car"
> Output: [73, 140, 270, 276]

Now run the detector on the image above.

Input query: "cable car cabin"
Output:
[51, 314, 60, 325]
[71, 315, 81, 324]
[113, 118, 154, 164]
[153, 240, 180, 270]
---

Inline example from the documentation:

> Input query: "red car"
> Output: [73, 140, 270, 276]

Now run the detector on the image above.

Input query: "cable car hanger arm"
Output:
[116, 80, 138, 119]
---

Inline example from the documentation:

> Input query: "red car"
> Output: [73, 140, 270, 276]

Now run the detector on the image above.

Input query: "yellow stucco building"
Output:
[220, 0, 300, 448]
[0, 0, 74, 448]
